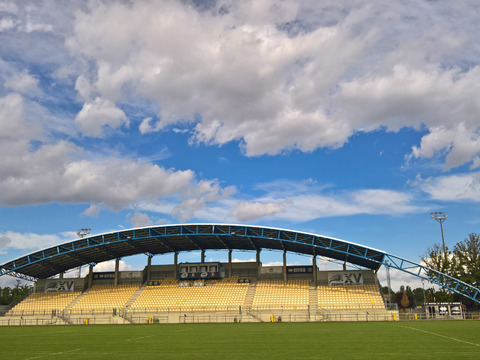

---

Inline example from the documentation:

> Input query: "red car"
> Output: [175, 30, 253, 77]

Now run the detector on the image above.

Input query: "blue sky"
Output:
[1, 0, 480, 290]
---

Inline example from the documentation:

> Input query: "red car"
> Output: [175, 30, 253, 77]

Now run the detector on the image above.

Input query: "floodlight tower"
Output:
[430, 211, 448, 262]
[76, 228, 91, 278]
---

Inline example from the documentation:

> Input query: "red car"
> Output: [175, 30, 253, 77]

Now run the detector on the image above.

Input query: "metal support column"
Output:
[256, 250, 261, 278]
[147, 255, 152, 282]
[312, 256, 317, 287]
[114, 258, 119, 287]
[283, 250, 287, 284]
[228, 249, 233, 278]
[88, 265, 93, 288]
[201, 250, 205, 263]
[174, 252, 178, 280]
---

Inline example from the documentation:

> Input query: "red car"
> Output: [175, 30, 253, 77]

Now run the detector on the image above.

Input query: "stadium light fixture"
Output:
[75, 228, 91, 278]
[429, 211, 448, 262]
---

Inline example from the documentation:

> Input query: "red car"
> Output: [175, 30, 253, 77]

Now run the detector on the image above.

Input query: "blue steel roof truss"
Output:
[1, 223, 479, 303]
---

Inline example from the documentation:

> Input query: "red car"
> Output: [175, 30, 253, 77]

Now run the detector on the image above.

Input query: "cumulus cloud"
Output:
[2, 1, 480, 228]
[130, 212, 154, 228]
[139, 117, 162, 135]
[0, 93, 30, 139]
[93, 259, 135, 272]
[59, 0, 480, 167]
[410, 123, 480, 171]
[0, 235, 11, 254]
[340, 65, 480, 170]
[171, 180, 236, 222]
[75, 97, 129, 137]
[0, 93, 232, 218]
[5, 70, 40, 94]
[0, 17, 16, 32]
[0, 2, 60, 34]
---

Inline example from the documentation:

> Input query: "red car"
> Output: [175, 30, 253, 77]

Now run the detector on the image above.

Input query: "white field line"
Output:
[24, 348, 84, 360]
[396, 324, 480, 348]
[126, 335, 155, 341]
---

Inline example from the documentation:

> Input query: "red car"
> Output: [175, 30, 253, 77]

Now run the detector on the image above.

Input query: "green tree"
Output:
[422, 242, 458, 301]
[394, 290, 415, 310]
[400, 291, 410, 309]
[432, 290, 453, 303]
[0, 281, 31, 305]
[422, 242, 456, 276]
[453, 233, 480, 288]
[0, 287, 11, 305]
[412, 287, 426, 305]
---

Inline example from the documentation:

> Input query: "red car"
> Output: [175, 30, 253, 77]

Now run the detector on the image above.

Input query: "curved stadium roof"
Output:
[1, 224, 385, 280]
[1, 223, 479, 304]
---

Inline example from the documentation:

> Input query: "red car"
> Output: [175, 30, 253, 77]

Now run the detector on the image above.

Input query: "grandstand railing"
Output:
[3, 303, 391, 318]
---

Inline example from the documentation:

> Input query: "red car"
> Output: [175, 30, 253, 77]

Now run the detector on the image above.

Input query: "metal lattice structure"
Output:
[1, 224, 479, 303]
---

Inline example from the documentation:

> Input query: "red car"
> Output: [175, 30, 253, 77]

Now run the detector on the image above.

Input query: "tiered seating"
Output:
[131, 277, 249, 311]
[252, 280, 310, 310]
[317, 285, 385, 310]
[8, 291, 81, 315]
[72, 284, 139, 311]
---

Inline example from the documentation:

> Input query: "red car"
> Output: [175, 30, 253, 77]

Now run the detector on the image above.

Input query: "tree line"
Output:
[387, 233, 480, 311]
[0, 281, 32, 306]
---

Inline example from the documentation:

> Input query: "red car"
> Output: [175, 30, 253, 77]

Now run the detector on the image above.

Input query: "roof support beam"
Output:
[1, 223, 478, 304]
[215, 235, 229, 250]
[184, 235, 202, 251]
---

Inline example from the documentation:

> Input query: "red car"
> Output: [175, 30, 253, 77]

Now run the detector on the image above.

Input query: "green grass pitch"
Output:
[1, 321, 479, 359]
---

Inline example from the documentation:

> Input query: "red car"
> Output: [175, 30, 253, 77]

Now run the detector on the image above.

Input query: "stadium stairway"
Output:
[125, 283, 147, 309]
[243, 281, 257, 310]
[65, 287, 91, 312]
[309, 285, 318, 312]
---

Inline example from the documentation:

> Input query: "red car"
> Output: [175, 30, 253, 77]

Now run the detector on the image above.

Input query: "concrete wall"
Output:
[35, 278, 87, 292]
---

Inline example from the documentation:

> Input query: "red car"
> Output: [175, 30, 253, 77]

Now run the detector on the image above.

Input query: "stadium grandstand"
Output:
[1, 224, 478, 325]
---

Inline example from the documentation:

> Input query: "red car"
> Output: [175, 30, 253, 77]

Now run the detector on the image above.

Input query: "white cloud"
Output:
[74, 74, 93, 101]
[228, 180, 419, 222]
[5, 70, 40, 94]
[351, 189, 417, 214]
[0, 17, 16, 31]
[0, 276, 31, 288]
[93, 259, 135, 272]
[22, 16, 53, 33]
[0, 235, 11, 248]
[377, 267, 427, 292]
[262, 261, 283, 267]
[1, 1, 480, 227]
[340, 65, 480, 170]
[411, 123, 480, 171]
[0, 2, 17, 13]
[232, 201, 285, 221]
[0, 93, 232, 219]
[421, 172, 480, 201]
[83, 204, 100, 217]
[75, 97, 129, 137]
[130, 212, 153, 228]
[139, 117, 162, 135]
[0, 93, 31, 139]
[0, 231, 77, 251]
[171, 180, 236, 222]
[60, 0, 480, 167]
